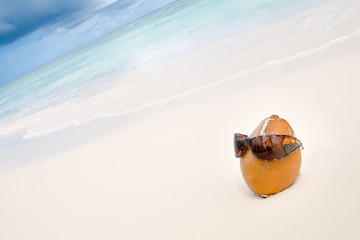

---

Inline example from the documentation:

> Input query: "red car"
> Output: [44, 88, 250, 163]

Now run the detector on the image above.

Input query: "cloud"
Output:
[0, 0, 177, 86]
[54, 27, 68, 34]
[0, 0, 117, 45]
[0, 22, 16, 35]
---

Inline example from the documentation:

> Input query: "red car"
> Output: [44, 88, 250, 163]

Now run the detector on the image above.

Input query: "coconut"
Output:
[240, 115, 302, 198]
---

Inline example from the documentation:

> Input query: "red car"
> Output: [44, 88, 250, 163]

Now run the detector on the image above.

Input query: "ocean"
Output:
[0, 0, 359, 148]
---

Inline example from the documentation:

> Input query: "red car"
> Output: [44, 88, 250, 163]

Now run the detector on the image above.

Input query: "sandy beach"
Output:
[1, 32, 360, 239]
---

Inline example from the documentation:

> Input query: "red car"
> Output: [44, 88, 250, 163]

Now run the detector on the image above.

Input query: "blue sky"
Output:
[0, 0, 177, 86]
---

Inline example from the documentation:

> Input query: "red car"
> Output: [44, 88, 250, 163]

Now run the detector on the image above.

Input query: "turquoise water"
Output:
[0, 0, 360, 143]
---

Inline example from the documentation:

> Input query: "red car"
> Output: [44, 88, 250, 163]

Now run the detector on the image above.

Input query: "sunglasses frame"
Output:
[234, 133, 304, 161]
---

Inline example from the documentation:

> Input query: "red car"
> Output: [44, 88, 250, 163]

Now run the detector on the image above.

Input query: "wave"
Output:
[20, 28, 360, 140]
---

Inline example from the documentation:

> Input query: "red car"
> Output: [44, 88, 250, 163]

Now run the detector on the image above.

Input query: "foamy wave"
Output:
[19, 28, 360, 140]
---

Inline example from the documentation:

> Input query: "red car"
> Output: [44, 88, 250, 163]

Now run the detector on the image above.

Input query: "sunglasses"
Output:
[234, 133, 304, 161]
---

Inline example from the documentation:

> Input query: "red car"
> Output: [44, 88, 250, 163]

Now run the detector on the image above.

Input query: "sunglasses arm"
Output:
[294, 137, 304, 150]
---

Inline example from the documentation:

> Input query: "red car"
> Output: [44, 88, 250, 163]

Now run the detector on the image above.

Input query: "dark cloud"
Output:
[0, 0, 112, 45]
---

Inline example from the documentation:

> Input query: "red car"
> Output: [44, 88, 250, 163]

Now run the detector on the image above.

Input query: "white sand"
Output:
[1, 34, 360, 239]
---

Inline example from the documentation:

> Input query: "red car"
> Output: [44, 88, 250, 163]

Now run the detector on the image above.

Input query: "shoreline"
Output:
[1, 28, 360, 143]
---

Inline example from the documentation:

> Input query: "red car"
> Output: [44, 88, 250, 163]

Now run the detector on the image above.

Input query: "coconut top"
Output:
[250, 115, 295, 137]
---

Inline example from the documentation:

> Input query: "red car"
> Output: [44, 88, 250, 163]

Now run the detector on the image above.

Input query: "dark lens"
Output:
[234, 134, 247, 158]
[250, 135, 301, 161]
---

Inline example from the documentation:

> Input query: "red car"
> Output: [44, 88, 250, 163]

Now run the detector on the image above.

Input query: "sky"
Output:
[0, 0, 177, 86]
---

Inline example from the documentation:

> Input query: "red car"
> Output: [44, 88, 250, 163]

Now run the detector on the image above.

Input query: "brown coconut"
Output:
[240, 115, 302, 198]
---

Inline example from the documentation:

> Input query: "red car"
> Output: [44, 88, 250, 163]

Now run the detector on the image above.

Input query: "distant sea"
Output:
[0, 0, 359, 146]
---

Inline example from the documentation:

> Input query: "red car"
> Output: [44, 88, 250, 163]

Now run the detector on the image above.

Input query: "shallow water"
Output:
[0, 0, 359, 145]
